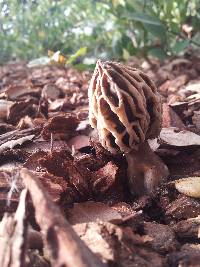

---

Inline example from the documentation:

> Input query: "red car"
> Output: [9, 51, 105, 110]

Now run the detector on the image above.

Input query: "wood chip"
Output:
[20, 168, 107, 267]
[0, 189, 28, 267]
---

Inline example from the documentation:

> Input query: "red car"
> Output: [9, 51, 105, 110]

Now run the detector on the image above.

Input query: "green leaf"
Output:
[122, 48, 130, 60]
[172, 39, 190, 54]
[67, 47, 87, 65]
[148, 47, 167, 60]
[73, 63, 94, 71]
[144, 24, 167, 42]
[123, 12, 163, 26]
[112, 0, 126, 8]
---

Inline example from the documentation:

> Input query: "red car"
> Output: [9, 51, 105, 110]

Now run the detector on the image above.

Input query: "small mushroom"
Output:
[88, 60, 169, 196]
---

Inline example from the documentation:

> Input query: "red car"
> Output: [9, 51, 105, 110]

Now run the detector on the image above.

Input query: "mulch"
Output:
[0, 55, 200, 267]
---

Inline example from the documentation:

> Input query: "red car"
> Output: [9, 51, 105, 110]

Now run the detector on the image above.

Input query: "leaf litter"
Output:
[0, 57, 200, 266]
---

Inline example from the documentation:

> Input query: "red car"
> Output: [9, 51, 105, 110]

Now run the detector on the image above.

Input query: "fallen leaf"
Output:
[183, 80, 200, 94]
[175, 177, 200, 198]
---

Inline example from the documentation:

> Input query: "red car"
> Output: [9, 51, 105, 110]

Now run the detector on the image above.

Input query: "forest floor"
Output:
[0, 55, 200, 267]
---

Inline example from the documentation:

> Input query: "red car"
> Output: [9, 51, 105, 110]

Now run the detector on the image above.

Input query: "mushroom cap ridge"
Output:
[88, 60, 162, 154]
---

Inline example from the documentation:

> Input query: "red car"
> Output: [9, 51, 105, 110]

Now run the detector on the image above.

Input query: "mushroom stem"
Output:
[125, 141, 169, 197]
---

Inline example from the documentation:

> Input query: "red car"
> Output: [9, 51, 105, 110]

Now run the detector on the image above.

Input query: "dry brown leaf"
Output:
[175, 177, 200, 198]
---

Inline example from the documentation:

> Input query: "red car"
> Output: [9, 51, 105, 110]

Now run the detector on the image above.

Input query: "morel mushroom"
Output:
[88, 60, 169, 196]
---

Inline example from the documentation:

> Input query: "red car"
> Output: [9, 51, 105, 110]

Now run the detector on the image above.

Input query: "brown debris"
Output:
[165, 195, 200, 221]
[1, 58, 200, 266]
[90, 161, 125, 202]
[67, 201, 123, 225]
[159, 127, 200, 147]
[20, 168, 107, 267]
[41, 113, 79, 140]
[167, 244, 200, 267]
[74, 222, 164, 267]
[142, 222, 179, 254]
[162, 103, 185, 129]
[0, 170, 23, 217]
[0, 189, 28, 267]
[172, 216, 200, 240]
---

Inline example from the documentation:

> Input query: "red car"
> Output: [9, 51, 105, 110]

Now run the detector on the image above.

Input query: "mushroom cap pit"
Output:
[88, 60, 162, 154]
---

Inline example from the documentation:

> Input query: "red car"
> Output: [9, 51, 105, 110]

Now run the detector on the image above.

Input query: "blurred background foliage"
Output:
[0, 0, 200, 64]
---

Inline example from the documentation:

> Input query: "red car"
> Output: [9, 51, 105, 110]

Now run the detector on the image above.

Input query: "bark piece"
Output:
[20, 168, 107, 267]
[142, 222, 179, 254]
[0, 170, 23, 217]
[0, 189, 28, 267]
[0, 135, 35, 153]
[26, 250, 50, 267]
[0, 100, 14, 120]
[90, 160, 126, 202]
[74, 222, 164, 267]
[172, 216, 200, 240]
[167, 244, 200, 267]
[41, 114, 79, 140]
[162, 103, 185, 129]
[67, 201, 123, 225]
[165, 195, 200, 220]
[160, 127, 200, 147]
[7, 99, 38, 125]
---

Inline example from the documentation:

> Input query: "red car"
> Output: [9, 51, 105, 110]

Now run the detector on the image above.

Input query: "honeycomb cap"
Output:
[88, 60, 162, 154]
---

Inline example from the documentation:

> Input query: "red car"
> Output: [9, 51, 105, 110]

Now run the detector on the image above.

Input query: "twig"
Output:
[50, 133, 54, 153]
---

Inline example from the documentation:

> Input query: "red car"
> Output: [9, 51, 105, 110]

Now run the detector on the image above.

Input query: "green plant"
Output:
[0, 0, 200, 63]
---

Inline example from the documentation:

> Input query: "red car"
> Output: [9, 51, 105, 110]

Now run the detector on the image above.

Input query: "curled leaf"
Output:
[175, 177, 200, 198]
